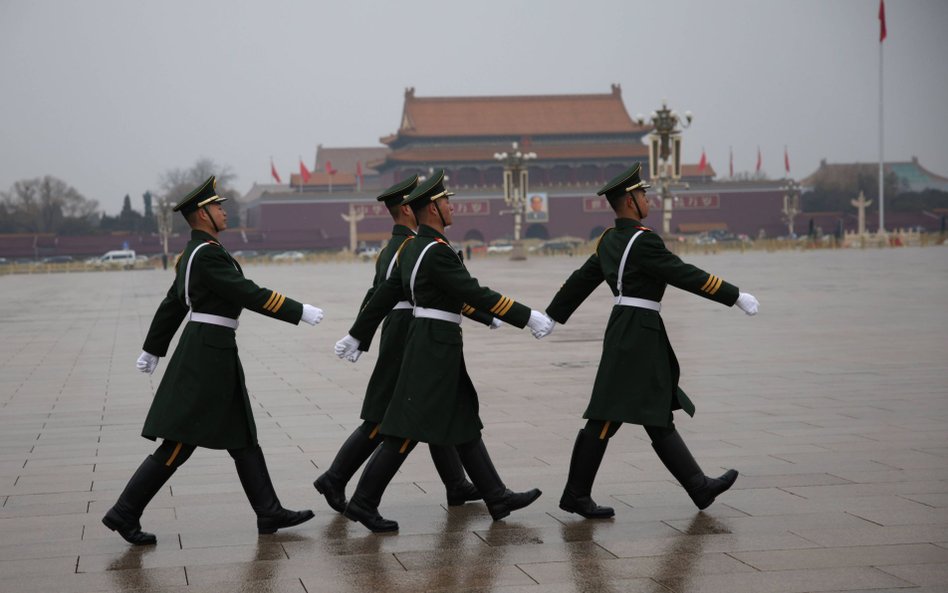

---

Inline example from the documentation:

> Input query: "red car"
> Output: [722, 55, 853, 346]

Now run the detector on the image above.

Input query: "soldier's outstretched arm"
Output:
[545, 252, 604, 324]
[635, 232, 740, 306]
[428, 245, 533, 328]
[142, 281, 189, 357]
[198, 247, 308, 324]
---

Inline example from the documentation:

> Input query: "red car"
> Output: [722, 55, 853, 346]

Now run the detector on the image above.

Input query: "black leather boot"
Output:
[559, 429, 614, 518]
[456, 437, 541, 521]
[314, 423, 381, 513]
[651, 429, 738, 510]
[102, 455, 174, 545]
[428, 444, 481, 506]
[232, 445, 315, 534]
[343, 442, 408, 532]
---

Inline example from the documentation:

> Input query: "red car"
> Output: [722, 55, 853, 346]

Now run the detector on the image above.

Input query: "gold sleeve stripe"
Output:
[498, 298, 515, 316]
[270, 294, 286, 313]
[490, 296, 512, 314]
[461, 304, 475, 315]
[264, 292, 283, 312]
[700, 275, 717, 292]
[263, 292, 279, 310]
[708, 277, 724, 295]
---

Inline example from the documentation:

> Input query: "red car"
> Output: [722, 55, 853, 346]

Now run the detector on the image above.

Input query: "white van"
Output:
[98, 249, 137, 269]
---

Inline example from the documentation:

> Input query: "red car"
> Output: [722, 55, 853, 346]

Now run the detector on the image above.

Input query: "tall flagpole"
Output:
[878, 1, 885, 232]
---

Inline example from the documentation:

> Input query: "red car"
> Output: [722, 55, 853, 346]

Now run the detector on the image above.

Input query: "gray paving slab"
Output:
[1, 247, 947, 592]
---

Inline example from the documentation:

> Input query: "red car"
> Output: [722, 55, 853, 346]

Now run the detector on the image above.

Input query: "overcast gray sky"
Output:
[2, 0, 946, 214]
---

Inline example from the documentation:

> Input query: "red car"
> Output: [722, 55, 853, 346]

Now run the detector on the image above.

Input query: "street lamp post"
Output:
[156, 197, 174, 270]
[635, 102, 692, 235]
[493, 142, 536, 261]
[781, 178, 801, 238]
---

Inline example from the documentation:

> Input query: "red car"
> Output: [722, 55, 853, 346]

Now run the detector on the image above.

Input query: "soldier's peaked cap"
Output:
[172, 176, 228, 216]
[597, 163, 651, 201]
[402, 169, 454, 211]
[377, 175, 419, 208]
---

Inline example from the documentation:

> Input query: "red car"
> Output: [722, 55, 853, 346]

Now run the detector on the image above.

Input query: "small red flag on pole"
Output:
[756, 147, 762, 173]
[784, 146, 791, 175]
[698, 148, 707, 172]
[270, 158, 282, 184]
[879, 0, 887, 42]
[299, 159, 311, 184]
[325, 160, 337, 175]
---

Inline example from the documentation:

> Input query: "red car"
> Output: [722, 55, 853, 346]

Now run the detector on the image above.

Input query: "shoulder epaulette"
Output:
[594, 227, 615, 255]
[635, 226, 652, 232]
[394, 236, 415, 262]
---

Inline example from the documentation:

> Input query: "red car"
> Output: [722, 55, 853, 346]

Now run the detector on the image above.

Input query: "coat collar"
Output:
[190, 229, 222, 245]
[392, 224, 416, 237]
[418, 224, 449, 244]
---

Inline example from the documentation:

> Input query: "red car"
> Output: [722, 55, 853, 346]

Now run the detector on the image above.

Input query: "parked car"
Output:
[42, 255, 75, 263]
[231, 250, 260, 259]
[486, 242, 513, 253]
[271, 251, 305, 262]
[356, 246, 380, 260]
[96, 249, 137, 269]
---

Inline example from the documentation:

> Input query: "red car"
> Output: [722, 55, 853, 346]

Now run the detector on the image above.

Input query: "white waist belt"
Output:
[392, 301, 413, 310]
[413, 307, 462, 324]
[189, 312, 239, 329]
[614, 296, 662, 312]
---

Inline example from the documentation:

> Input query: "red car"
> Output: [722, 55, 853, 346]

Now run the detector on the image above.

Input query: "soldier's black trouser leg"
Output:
[649, 423, 738, 510]
[559, 420, 619, 518]
[230, 445, 315, 534]
[102, 440, 195, 545]
[428, 444, 481, 506]
[344, 436, 415, 532]
[456, 436, 541, 521]
[314, 421, 382, 513]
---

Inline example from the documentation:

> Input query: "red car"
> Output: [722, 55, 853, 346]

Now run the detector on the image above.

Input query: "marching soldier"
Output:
[334, 170, 555, 532]
[546, 164, 760, 519]
[102, 176, 324, 545]
[313, 175, 483, 514]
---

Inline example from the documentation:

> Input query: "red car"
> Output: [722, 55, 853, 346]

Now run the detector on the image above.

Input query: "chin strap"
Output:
[203, 205, 220, 233]
[630, 194, 644, 220]
[435, 201, 448, 229]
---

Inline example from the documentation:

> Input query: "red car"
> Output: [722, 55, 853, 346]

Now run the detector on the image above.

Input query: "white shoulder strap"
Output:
[616, 230, 645, 296]
[385, 250, 399, 280]
[409, 241, 441, 306]
[184, 242, 212, 309]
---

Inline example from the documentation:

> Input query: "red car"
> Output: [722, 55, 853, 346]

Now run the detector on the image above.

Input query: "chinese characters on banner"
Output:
[582, 194, 719, 212]
[352, 200, 492, 219]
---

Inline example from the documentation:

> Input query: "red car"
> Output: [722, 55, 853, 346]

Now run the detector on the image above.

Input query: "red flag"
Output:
[755, 147, 762, 173]
[270, 159, 282, 184]
[325, 160, 337, 175]
[784, 147, 791, 174]
[299, 159, 311, 184]
[698, 148, 707, 172]
[879, 0, 886, 42]
[356, 160, 363, 179]
[729, 147, 734, 178]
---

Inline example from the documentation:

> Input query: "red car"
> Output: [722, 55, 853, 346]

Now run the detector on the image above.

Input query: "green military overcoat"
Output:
[141, 230, 303, 449]
[357, 225, 416, 422]
[546, 218, 740, 427]
[350, 225, 530, 445]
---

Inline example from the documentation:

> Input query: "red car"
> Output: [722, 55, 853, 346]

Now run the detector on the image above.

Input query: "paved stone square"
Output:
[1, 246, 947, 593]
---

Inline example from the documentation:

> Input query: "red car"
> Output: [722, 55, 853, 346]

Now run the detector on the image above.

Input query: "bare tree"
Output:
[0, 176, 98, 234]
[158, 157, 240, 229]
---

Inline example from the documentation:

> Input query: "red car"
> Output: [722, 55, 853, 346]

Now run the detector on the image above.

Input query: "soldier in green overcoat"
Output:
[546, 164, 760, 519]
[313, 175, 485, 514]
[333, 170, 556, 532]
[102, 176, 324, 545]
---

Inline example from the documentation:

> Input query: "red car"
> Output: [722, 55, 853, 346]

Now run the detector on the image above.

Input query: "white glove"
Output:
[735, 292, 759, 316]
[526, 310, 555, 339]
[345, 350, 362, 363]
[301, 304, 324, 326]
[489, 317, 503, 330]
[334, 334, 361, 359]
[136, 351, 159, 375]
